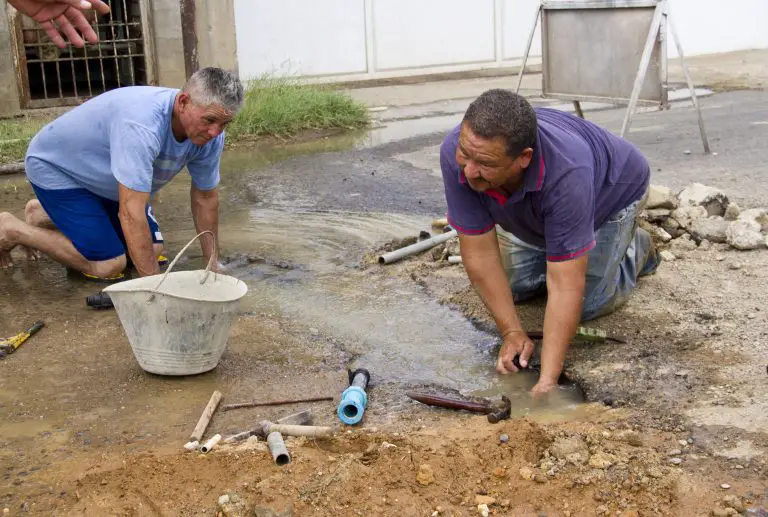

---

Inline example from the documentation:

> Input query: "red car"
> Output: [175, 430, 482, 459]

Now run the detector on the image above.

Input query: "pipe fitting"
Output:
[337, 369, 370, 425]
[200, 434, 221, 453]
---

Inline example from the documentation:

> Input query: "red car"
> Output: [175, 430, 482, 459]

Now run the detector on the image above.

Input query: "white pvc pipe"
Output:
[183, 440, 199, 451]
[200, 434, 222, 453]
[378, 229, 458, 265]
[447, 255, 463, 264]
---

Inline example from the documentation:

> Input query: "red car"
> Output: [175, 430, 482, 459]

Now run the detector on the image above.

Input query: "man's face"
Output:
[456, 123, 532, 193]
[178, 93, 234, 146]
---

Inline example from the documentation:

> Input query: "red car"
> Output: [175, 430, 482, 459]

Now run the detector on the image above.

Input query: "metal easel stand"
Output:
[620, 0, 710, 153]
[515, 4, 586, 118]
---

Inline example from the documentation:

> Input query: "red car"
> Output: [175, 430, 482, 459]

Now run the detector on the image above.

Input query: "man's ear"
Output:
[177, 92, 191, 111]
[518, 148, 534, 168]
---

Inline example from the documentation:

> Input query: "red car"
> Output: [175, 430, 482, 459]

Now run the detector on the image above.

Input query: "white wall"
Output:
[233, 0, 767, 82]
[668, 0, 768, 58]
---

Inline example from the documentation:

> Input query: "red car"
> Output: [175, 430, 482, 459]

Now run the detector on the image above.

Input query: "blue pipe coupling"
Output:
[337, 368, 370, 425]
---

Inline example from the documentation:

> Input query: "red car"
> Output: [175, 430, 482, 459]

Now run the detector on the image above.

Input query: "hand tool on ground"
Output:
[85, 291, 114, 309]
[223, 409, 314, 444]
[222, 395, 334, 411]
[406, 391, 511, 423]
[526, 326, 625, 344]
[0, 321, 45, 359]
[338, 368, 370, 425]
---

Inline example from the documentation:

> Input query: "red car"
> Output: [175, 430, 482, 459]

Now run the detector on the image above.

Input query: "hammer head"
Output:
[486, 395, 511, 423]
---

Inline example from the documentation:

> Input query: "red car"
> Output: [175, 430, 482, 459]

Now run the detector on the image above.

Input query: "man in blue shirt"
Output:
[441, 89, 659, 395]
[0, 67, 243, 279]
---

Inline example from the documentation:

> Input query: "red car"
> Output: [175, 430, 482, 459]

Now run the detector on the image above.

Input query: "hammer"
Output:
[406, 392, 512, 423]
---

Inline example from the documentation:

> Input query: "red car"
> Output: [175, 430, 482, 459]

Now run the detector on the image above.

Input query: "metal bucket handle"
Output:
[152, 230, 217, 293]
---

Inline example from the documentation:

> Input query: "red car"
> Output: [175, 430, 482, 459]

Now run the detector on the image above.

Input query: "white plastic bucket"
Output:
[104, 232, 248, 376]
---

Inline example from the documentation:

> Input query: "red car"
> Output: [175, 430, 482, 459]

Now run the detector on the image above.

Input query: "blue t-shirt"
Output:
[25, 86, 224, 202]
[441, 107, 649, 262]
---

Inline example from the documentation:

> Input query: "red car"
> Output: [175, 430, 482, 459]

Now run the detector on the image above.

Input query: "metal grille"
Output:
[16, 0, 150, 108]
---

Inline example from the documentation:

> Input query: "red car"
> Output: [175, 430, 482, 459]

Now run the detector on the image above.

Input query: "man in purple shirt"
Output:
[441, 89, 659, 395]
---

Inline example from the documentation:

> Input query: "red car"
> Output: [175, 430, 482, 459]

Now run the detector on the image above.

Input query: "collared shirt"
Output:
[440, 107, 649, 261]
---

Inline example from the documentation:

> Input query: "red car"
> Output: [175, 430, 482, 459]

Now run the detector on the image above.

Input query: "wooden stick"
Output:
[222, 396, 333, 411]
[190, 390, 222, 442]
[0, 162, 24, 176]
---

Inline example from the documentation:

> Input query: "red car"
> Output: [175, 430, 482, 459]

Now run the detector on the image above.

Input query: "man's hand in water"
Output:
[9, 0, 110, 48]
[531, 380, 558, 397]
[496, 329, 535, 374]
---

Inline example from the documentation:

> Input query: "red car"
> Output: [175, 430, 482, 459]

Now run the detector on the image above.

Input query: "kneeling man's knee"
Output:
[87, 254, 127, 279]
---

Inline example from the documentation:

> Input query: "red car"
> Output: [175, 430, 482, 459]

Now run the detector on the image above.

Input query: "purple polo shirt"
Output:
[440, 107, 649, 262]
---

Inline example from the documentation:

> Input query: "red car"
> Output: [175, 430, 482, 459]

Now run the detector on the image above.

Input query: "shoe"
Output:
[640, 244, 661, 277]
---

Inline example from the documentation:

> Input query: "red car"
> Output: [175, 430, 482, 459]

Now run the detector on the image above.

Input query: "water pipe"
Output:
[337, 368, 371, 425]
[447, 255, 463, 264]
[267, 432, 291, 466]
[378, 229, 458, 264]
[200, 434, 222, 453]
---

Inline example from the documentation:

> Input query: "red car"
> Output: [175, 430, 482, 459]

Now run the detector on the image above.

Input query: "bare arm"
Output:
[118, 183, 159, 277]
[536, 255, 588, 392]
[190, 186, 219, 267]
[459, 229, 535, 372]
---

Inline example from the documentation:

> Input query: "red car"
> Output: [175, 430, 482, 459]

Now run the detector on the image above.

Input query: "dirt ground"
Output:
[2, 166, 767, 515]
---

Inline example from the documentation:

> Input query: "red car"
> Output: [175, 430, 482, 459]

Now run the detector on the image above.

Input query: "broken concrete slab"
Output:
[646, 185, 678, 210]
[671, 205, 708, 231]
[690, 217, 729, 243]
[648, 225, 673, 243]
[724, 203, 740, 221]
[726, 220, 765, 250]
[643, 208, 672, 223]
[678, 183, 729, 217]
[738, 208, 768, 233]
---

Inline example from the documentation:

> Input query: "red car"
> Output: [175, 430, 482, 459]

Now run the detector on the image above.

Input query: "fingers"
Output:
[88, 0, 111, 15]
[0, 250, 13, 269]
[64, 7, 99, 44]
[57, 10, 86, 47]
[496, 345, 519, 374]
[39, 19, 67, 49]
[518, 338, 535, 368]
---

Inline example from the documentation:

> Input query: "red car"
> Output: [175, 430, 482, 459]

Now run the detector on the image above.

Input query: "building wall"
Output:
[0, 3, 21, 117]
[233, 0, 767, 82]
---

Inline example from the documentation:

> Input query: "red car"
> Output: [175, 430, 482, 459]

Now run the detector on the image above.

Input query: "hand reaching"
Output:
[9, 0, 111, 49]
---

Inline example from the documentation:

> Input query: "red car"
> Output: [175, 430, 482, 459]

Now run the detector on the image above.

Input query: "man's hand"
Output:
[118, 183, 159, 277]
[531, 379, 558, 397]
[496, 329, 535, 374]
[9, 0, 110, 48]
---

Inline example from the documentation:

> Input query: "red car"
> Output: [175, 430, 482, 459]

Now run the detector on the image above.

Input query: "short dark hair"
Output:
[462, 89, 537, 158]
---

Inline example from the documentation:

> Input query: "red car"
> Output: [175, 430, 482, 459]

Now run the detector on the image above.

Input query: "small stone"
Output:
[648, 225, 673, 243]
[728, 262, 742, 270]
[218, 495, 230, 506]
[519, 467, 535, 481]
[668, 449, 683, 456]
[668, 233, 699, 252]
[738, 207, 768, 232]
[734, 465, 744, 469]
[549, 436, 588, 459]
[724, 203, 740, 221]
[678, 183, 729, 217]
[679, 440, 689, 447]
[596, 504, 609, 516]
[3, 509, 8, 515]
[699, 239, 712, 250]
[748, 313, 757, 319]
[727, 220, 764, 250]
[309, 328, 319, 335]
[684, 150, 692, 155]
[477, 503, 490, 517]
[588, 452, 616, 469]
[644, 208, 672, 222]
[499, 434, 509, 444]
[432, 512, 439, 517]
[492, 467, 506, 478]
[720, 483, 731, 489]
[669, 457, 683, 465]
[722, 495, 745, 512]
[687, 438, 694, 444]
[660, 250, 677, 262]
[416, 464, 435, 486]
[647, 467, 664, 478]
[712, 509, 730, 517]
[675, 370, 690, 378]
[475, 495, 496, 506]
[647, 185, 679, 209]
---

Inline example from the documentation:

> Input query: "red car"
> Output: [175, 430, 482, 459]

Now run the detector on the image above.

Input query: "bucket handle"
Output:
[152, 230, 217, 293]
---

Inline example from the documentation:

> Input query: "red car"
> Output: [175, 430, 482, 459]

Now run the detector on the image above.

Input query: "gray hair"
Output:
[183, 67, 244, 114]
[463, 89, 537, 158]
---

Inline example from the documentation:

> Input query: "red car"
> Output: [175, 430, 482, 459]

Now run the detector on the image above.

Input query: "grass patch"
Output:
[0, 115, 50, 165]
[227, 75, 370, 140]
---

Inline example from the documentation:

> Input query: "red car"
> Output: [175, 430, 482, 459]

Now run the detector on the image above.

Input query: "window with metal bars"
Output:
[16, 0, 151, 108]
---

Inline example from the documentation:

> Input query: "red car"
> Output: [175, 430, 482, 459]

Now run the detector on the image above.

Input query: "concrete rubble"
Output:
[644, 184, 768, 254]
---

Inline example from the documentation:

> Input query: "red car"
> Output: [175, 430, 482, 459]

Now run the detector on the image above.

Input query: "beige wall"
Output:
[195, 0, 239, 75]
[152, 0, 187, 88]
[0, 4, 21, 117]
